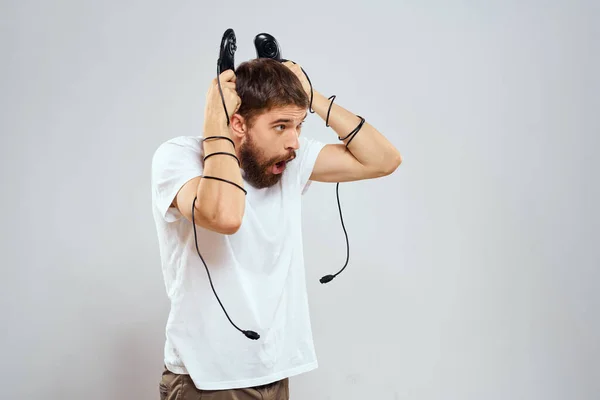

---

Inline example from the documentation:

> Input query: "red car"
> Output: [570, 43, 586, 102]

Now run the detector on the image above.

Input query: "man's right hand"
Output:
[204, 69, 241, 133]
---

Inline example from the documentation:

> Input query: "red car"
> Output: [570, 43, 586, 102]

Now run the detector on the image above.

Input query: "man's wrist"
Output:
[309, 90, 327, 113]
[311, 90, 338, 121]
[310, 90, 363, 139]
[203, 119, 231, 139]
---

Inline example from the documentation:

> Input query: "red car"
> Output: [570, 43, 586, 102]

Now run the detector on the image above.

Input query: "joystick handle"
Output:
[216, 29, 237, 126]
[254, 33, 282, 61]
[219, 28, 237, 73]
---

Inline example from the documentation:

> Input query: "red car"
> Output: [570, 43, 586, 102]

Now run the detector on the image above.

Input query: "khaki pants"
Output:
[159, 366, 290, 400]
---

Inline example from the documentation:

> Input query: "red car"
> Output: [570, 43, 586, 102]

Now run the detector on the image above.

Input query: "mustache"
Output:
[267, 151, 296, 165]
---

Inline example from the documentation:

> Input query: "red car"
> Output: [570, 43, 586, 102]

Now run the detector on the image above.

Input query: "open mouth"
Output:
[271, 155, 295, 175]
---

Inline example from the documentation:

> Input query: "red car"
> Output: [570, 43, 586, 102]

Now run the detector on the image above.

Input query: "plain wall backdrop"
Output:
[1, 0, 598, 399]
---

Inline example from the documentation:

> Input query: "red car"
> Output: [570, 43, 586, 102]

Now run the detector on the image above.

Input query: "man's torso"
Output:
[151, 135, 325, 390]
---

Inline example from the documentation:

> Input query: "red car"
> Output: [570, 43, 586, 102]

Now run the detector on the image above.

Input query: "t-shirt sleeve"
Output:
[295, 135, 326, 195]
[151, 137, 203, 222]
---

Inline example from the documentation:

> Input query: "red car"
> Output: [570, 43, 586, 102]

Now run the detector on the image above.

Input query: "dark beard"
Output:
[239, 135, 295, 189]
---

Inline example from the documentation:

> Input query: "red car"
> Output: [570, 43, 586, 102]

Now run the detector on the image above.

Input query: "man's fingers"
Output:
[219, 69, 236, 82]
[282, 61, 302, 75]
[212, 79, 236, 90]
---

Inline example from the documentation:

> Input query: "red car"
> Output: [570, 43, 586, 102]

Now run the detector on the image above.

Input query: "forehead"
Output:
[259, 106, 307, 123]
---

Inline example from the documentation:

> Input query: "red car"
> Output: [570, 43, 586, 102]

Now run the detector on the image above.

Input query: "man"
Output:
[151, 58, 401, 399]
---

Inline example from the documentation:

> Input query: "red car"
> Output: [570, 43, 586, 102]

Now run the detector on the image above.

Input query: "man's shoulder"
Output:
[152, 135, 203, 165]
[154, 135, 203, 154]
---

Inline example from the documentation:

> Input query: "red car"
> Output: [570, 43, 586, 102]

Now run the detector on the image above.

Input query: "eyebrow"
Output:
[270, 112, 308, 125]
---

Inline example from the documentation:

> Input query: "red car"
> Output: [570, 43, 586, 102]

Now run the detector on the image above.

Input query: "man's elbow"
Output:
[375, 151, 402, 177]
[388, 151, 403, 173]
[213, 214, 243, 235]
[198, 207, 243, 235]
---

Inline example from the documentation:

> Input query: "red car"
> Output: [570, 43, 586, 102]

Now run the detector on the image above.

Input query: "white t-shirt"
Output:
[151, 134, 326, 390]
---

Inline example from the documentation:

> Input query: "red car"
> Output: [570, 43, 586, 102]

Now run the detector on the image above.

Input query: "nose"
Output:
[285, 130, 300, 151]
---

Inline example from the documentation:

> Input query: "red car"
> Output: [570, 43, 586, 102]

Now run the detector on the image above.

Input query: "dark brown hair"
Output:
[234, 58, 309, 128]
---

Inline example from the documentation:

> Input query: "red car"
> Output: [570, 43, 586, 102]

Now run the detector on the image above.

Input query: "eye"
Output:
[275, 124, 286, 131]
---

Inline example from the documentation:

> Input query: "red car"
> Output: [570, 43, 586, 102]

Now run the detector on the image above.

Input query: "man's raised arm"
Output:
[284, 61, 402, 183]
[173, 70, 246, 234]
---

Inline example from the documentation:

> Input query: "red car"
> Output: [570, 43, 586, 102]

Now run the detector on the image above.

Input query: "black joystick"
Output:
[219, 28, 237, 73]
[254, 33, 283, 61]
[254, 32, 314, 113]
[217, 28, 238, 126]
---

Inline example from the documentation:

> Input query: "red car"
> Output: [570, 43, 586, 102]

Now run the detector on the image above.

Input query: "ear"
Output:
[229, 113, 247, 140]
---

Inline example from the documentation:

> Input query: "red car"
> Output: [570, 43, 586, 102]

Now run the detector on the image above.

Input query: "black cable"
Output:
[192, 194, 259, 340]
[216, 62, 231, 126]
[296, 65, 366, 284]
[204, 152, 241, 167]
[340, 116, 365, 148]
[203, 135, 236, 149]
[302, 65, 315, 114]
[199, 175, 247, 195]
[325, 95, 336, 127]
[319, 182, 350, 283]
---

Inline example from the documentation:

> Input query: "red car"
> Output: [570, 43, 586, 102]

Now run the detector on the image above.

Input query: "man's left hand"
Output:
[282, 61, 312, 99]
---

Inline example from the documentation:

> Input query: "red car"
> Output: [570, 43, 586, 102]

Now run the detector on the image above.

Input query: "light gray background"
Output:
[1, 1, 598, 399]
